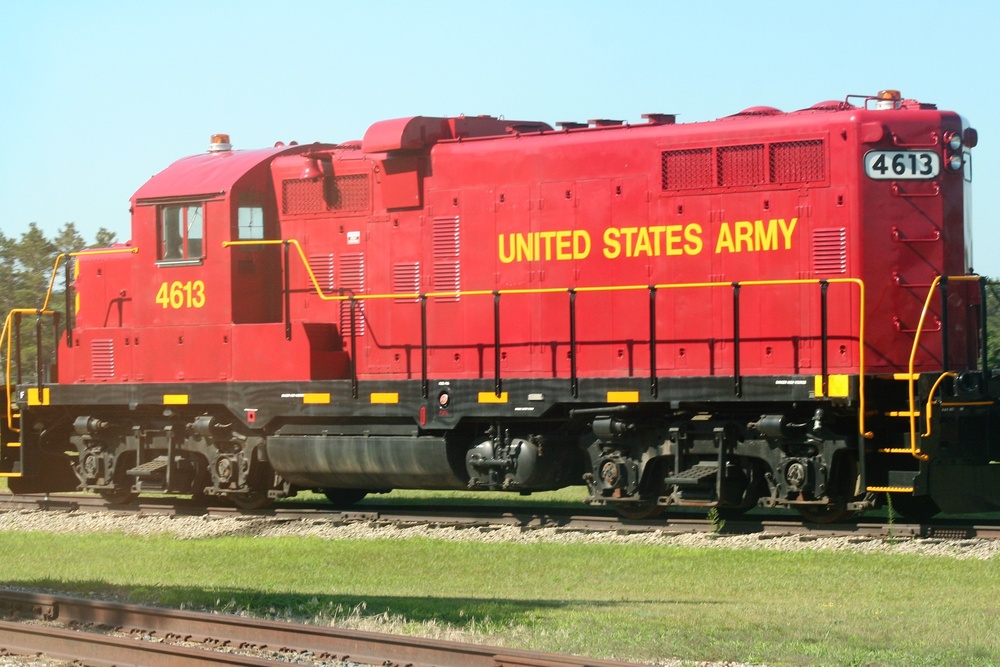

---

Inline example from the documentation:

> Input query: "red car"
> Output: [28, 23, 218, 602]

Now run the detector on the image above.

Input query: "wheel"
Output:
[888, 493, 940, 521]
[99, 487, 138, 505]
[796, 503, 854, 524]
[612, 497, 664, 520]
[322, 489, 368, 507]
[796, 455, 861, 524]
[229, 489, 274, 510]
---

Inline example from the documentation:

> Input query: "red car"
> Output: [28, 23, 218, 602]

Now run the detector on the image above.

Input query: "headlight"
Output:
[946, 132, 962, 151]
[947, 155, 964, 171]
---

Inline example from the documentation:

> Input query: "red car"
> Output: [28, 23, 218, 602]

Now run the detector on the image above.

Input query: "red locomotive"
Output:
[3, 90, 995, 520]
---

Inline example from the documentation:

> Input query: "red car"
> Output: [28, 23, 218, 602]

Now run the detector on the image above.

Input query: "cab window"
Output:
[160, 203, 204, 261]
[237, 205, 265, 240]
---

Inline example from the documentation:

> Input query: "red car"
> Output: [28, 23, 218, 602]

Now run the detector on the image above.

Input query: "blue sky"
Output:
[2, 1, 999, 273]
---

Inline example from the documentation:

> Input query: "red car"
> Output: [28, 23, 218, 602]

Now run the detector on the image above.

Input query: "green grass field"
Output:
[1, 522, 998, 666]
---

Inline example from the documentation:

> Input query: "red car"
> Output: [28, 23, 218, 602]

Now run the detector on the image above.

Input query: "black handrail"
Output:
[939, 276, 949, 370]
[648, 286, 658, 398]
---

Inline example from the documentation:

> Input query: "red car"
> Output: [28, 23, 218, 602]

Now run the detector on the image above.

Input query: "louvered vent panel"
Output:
[338, 253, 365, 336]
[433, 217, 460, 302]
[393, 262, 420, 303]
[813, 228, 847, 274]
[661, 148, 713, 190]
[282, 175, 371, 215]
[770, 140, 825, 183]
[91, 339, 115, 379]
[307, 254, 336, 293]
[718, 144, 765, 187]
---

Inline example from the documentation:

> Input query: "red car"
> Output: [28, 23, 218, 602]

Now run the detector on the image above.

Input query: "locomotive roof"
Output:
[132, 143, 327, 203]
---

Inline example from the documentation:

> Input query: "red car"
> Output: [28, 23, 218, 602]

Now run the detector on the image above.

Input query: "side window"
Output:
[160, 203, 204, 261]
[238, 206, 265, 240]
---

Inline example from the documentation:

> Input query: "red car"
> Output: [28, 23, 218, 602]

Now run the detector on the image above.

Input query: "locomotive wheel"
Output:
[322, 489, 368, 507]
[612, 497, 664, 520]
[229, 489, 274, 510]
[796, 503, 854, 524]
[795, 455, 860, 524]
[99, 487, 138, 505]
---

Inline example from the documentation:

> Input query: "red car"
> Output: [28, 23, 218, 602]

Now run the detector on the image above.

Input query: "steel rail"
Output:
[0, 617, 285, 666]
[2, 493, 999, 539]
[0, 590, 644, 667]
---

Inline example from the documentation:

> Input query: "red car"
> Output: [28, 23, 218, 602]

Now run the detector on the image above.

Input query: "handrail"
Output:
[225, 240, 868, 437]
[905, 274, 984, 460]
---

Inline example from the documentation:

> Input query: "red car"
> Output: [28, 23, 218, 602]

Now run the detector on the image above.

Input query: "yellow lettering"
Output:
[574, 230, 591, 259]
[603, 227, 622, 259]
[619, 227, 638, 257]
[499, 234, 516, 263]
[715, 223, 734, 253]
[664, 225, 683, 256]
[735, 221, 754, 252]
[778, 217, 798, 249]
[556, 230, 572, 260]
[516, 233, 533, 262]
[684, 223, 703, 255]
[634, 227, 653, 257]
[755, 219, 777, 251]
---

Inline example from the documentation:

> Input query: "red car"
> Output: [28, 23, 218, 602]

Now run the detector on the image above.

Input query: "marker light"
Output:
[209, 134, 232, 152]
[945, 132, 962, 151]
[875, 90, 901, 110]
[948, 155, 964, 171]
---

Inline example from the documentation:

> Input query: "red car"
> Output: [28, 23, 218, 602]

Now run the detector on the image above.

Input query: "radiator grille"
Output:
[718, 144, 765, 187]
[91, 339, 115, 379]
[282, 174, 371, 215]
[661, 140, 826, 191]
[813, 228, 847, 274]
[661, 148, 713, 190]
[770, 140, 825, 183]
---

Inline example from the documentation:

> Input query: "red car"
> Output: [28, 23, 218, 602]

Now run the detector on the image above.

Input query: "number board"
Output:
[864, 150, 940, 180]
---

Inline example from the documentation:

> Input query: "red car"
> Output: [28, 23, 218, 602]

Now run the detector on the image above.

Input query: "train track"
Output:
[2, 492, 998, 540]
[0, 589, 643, 667]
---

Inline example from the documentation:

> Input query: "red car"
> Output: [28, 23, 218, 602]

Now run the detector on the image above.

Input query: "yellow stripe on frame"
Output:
[5, 442, 21, 448]
[303, 393, 331, 404]
[370, 392, 399, 404]
[607, 391, 639, 403]
[814, 375, 849, 398]
[163, 394, 189, 405]
[0, 472, 23, 478]
[478, 392, 509, 404]
[27, 388, 50, 406]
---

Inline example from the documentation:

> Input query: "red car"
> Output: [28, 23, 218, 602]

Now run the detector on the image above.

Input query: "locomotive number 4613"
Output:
[864, 150, 940, 180]
[155, 280, 206, 309]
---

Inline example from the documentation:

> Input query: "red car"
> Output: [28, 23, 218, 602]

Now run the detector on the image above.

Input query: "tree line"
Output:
[1, 223, 117, 381]
[2, 222, 1000, 382]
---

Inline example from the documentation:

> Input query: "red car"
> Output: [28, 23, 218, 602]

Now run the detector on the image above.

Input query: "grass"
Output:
[1, 528, 998, 666]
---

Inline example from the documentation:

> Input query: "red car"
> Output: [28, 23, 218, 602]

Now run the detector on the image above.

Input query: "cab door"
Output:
[231, 192, 282, 324]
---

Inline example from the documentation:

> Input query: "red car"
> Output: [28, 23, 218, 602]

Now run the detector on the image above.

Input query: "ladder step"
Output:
[665, 465, 718, 487]
[886, 411, 920, 418]
[867, 486, 914, 493]
[127, 457, 169, 477]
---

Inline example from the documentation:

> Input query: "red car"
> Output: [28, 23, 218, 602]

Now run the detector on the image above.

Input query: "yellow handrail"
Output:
[905, 275, 984, 460]
[226, 240, 869, 437]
